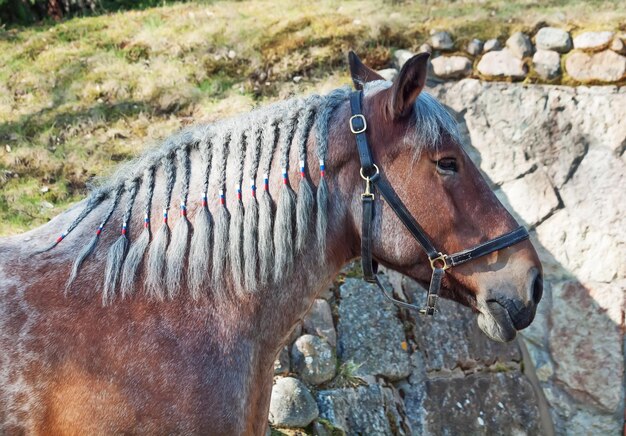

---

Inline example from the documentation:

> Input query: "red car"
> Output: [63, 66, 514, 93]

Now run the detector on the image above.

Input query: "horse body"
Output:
[0, 53, 542, 434]
[0, 201, 352, 433]
[0, 101, 360, 432]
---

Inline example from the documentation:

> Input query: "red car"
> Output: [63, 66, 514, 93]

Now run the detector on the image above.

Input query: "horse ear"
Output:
[348, 51, 385, 90]
[388, 52, 430, 119]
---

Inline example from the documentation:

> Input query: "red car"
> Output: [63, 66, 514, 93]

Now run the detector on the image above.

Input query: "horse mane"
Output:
[41, 83, 458, 304]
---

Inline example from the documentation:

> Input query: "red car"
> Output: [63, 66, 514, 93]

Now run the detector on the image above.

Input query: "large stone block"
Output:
[549, 281, 624, 412]
[316, 385, 400, 435]
[567, 408, 622, 435]
[337, 278, 411, 380]
[534, 146, 625, 284]
[404, 372, 543, 435]
[496, 169, 560, 227]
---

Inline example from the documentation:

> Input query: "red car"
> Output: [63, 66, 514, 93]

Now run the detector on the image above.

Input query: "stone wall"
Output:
[384, 29, 626, 84]
[267, 81, 625, 435]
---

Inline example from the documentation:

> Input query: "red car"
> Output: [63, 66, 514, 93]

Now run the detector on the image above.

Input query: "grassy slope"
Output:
[1, 0, 624, 236]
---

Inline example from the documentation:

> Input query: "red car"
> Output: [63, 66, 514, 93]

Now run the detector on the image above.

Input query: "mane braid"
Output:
[145, 154, 177, 300]
[315, 86, 351, 255]
[37, 189, 108, 253]
[165, 144, 192, 298]
[229, 127, 247, 296]
[273, 99, 303, 281]
[243, 126, 261, 292]
[257, 115, 279, 287]
[295, 95, 321, 252]
[211, 130, 231, 296]
[120, 167, 155, 296]
[66, 186, 123, 293]
[188, 129, 214, 299]
[102, 178, 139, 304]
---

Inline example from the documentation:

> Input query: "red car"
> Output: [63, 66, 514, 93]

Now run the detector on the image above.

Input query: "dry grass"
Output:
[1, 0, 624, 235]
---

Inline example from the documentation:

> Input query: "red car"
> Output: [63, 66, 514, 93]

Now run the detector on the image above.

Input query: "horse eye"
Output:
[436, 158, 458, 173]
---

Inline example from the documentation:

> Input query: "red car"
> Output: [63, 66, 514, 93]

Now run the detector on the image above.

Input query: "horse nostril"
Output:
[532, 273, 543, 305]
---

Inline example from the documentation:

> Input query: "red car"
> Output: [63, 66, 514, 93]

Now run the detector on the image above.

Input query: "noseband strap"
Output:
[349, 90, 529, 315]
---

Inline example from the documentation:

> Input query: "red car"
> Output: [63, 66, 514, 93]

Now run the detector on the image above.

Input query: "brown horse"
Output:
[0, 53, 542, 434]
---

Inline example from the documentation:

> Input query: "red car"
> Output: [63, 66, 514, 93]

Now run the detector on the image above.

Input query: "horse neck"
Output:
[212, 105, 359, 351]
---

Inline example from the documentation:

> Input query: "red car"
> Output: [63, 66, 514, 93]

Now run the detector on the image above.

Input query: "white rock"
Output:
[573, 31, 614, 51]
[376, 68, 398, 82]
[565, 50, 626, 82]
[533, 49, 561, 79]
[610, 37, 625, 54]
[483, 39, 502, 53]
[393, 49, 414, 69]
[556, 146, 626, 282]
[477, 48, 528, 79]
[466, 39, 483, 56]
[506, 32, 533, 59]
[535, 27, 572, 53]
[418, 43, 433, 54]
[303, 299, 336, 347]
[431, 56, 472, 79]
[269, 377, 319, 428]
[274, 346, 290, 375]
[291, 334, 336, 385]
[430, 31, 454, 50]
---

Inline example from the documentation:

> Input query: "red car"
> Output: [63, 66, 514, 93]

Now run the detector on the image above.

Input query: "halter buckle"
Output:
[429, 253, 451, 271]
[361, 177, 374, 200]
[349, 114, 367, 134]
[418, 293, 439, 315]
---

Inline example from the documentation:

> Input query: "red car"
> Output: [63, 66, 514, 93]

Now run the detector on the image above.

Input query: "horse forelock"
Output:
[362, 80, 461, 155]
[52, 89, 350, 304]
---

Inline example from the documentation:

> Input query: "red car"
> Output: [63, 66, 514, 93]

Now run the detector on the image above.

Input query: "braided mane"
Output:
[41, 83, 458, 304]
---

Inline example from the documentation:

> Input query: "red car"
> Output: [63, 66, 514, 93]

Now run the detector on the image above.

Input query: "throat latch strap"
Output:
[349, 90, 529, 316]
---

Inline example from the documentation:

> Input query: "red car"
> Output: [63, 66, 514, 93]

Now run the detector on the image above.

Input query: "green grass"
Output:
[1, 0, 624, 235]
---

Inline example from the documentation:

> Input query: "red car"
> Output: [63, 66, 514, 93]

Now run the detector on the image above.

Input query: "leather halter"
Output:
[349, 90, 529, 315]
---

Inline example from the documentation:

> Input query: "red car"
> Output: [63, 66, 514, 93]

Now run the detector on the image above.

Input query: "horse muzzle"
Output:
[477, 268, 543, 342]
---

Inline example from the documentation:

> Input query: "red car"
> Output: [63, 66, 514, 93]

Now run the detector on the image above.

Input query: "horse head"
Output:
[341, 53, 543, 342]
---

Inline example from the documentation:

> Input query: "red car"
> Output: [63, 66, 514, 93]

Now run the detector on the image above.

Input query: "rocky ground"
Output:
[268, 80, 625, 435]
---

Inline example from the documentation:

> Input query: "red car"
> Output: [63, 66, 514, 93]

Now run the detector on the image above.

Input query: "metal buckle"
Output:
[361, 177, 374, 200]
[429, 253, 450, 271]
[360, 164, 379, 200]
[349, 114, 367, 134]
[359, 164, 379, 180]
